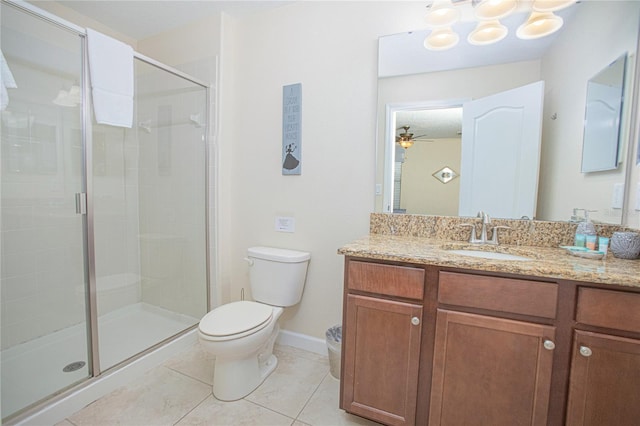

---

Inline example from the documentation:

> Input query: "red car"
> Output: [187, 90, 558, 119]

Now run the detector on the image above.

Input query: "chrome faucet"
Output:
[478, 211, 490, 243]
[459, 211, 510, 245]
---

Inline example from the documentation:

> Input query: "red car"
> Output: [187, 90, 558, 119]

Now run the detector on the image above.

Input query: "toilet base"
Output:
[212, 325, 280, 401]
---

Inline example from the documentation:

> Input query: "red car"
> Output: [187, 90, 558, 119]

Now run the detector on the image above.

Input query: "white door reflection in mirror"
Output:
[459, 81, 544, 219]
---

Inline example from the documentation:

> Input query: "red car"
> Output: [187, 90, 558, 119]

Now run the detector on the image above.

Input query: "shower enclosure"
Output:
[1, 2, 209, 421]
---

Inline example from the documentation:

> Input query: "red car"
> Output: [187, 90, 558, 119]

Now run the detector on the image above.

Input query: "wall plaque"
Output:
[282, 83, 301, 175]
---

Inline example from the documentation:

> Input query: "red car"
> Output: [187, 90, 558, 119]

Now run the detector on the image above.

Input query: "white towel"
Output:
[86, 29, 134, 128]
[1, 50, 17, 111]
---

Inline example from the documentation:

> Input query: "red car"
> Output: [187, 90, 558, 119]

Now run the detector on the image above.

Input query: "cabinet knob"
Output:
[579, 346, 592, 357]
[411, 316, 420, 326]
[543, 340, 555, 350]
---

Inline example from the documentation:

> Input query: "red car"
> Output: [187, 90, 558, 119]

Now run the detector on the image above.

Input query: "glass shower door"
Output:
[1, 3, 90, 420]
[92, 58, 208, 371]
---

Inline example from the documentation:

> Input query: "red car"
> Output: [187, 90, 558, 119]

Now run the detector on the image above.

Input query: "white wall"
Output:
[221, 2, 408, 338]
[400, 138, 461, 215]
[30, 1, 137, 46]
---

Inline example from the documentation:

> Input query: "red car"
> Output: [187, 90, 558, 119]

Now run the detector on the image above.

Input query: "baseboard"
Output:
[276, 329, 327, 356]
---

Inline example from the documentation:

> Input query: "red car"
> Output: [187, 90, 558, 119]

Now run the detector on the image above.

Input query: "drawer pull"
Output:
[411, 316, 420, 326]
[543, 340, 556, 350]
[579, 346, 593, 357]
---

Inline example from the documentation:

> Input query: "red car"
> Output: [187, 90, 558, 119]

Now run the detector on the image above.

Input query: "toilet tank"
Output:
[247, 246, 311, 307]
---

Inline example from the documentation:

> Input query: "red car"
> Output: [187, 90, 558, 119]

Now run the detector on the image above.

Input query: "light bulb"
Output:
[425, 0, 461, 27]
[474, 0, 517, 20]
[468, 20, 508, 45]
[516, 11, 563, 39]
[424, 27, 460, 51]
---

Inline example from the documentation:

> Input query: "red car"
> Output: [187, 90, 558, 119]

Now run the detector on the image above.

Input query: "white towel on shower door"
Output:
[86, 28, 134, 128]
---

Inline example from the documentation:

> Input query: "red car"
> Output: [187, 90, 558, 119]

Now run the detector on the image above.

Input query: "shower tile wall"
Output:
[91, 123, 142, 316]
[1, 60, 86, 350]
[135, 63, 207, 320]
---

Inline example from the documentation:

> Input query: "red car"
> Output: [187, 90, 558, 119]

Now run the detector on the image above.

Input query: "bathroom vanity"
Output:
[338, 217, 640, 426]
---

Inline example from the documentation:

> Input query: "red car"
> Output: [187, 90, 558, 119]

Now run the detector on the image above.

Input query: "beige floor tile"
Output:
[176, 396, 294, 425]
[274, 345, 329, 366]
[54, 420, 75, 426]
[68, 366, 211, 426]
[245, 348, 328, 419]
[164, 341, 215, 385]
[297, 375, 382, 426]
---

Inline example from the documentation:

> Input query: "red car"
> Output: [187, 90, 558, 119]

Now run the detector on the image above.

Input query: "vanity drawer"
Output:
[347, 261, 424, 300]
[438, 271, 558, 319]
[576, 287, 640, 334]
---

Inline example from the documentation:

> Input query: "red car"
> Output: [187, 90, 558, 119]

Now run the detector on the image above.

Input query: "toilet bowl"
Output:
[199, 301, 283, 401]
[198, 246, 310, 401]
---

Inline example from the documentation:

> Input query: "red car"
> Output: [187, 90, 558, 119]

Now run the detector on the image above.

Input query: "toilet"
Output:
[198, 246, 311, 401]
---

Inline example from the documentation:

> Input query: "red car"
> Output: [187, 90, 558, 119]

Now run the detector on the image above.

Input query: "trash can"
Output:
[326, 325, 342, 380]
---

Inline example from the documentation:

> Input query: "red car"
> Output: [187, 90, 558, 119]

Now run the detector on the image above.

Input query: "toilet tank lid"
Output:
[248, 246, 311, 263]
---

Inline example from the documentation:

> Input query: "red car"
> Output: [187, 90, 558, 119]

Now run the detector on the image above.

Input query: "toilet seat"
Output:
[199, 301, 274, 341]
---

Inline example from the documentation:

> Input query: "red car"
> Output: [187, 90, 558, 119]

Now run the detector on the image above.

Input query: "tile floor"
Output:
[55, 343, 381, 426]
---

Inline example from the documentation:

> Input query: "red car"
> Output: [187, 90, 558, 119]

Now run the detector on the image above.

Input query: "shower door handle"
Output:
[75, 192, 87, 215]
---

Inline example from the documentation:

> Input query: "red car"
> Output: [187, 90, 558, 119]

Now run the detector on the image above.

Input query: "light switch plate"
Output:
[612, 183, 625, 209]
[275, 216, 295, 233]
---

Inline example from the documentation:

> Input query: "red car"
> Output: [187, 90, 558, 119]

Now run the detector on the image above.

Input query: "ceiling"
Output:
[396, 108, 462, 141]
[30, 1, 291, 40]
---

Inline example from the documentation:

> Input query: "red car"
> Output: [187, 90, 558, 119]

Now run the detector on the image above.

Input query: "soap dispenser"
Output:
[575, 210, 597, 248]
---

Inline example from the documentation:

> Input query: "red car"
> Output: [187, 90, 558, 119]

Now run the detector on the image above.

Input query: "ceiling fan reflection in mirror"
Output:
[395, 125, 434, 149]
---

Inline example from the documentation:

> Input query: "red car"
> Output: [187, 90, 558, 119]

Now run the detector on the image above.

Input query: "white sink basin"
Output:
[448, 249, 532, 261]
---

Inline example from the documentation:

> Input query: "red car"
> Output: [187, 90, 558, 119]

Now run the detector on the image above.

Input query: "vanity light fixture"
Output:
[516, 11, 563, 40]
[422, 0, 576, 50]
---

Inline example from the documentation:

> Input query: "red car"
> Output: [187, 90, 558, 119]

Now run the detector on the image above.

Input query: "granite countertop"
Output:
[338, 234, 640, 288]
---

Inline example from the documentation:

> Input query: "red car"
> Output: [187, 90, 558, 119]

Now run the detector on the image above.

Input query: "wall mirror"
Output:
[581, 54, 627, 173]
[375, 1, 640, 225]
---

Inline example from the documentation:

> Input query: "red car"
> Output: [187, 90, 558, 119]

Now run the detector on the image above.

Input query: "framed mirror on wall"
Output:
[376, 1, 640, 226]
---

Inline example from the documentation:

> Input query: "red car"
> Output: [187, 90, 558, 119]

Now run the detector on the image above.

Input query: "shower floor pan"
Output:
[1, 302, 197, 419]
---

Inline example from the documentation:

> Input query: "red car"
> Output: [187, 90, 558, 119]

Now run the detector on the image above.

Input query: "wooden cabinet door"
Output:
[342, 294, 423, 426]
[566, 330, 640, 426]
[429, 309, 556, 426]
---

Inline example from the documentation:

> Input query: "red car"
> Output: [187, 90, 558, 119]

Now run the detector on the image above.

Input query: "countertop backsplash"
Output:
[369, 213, 633, 248]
